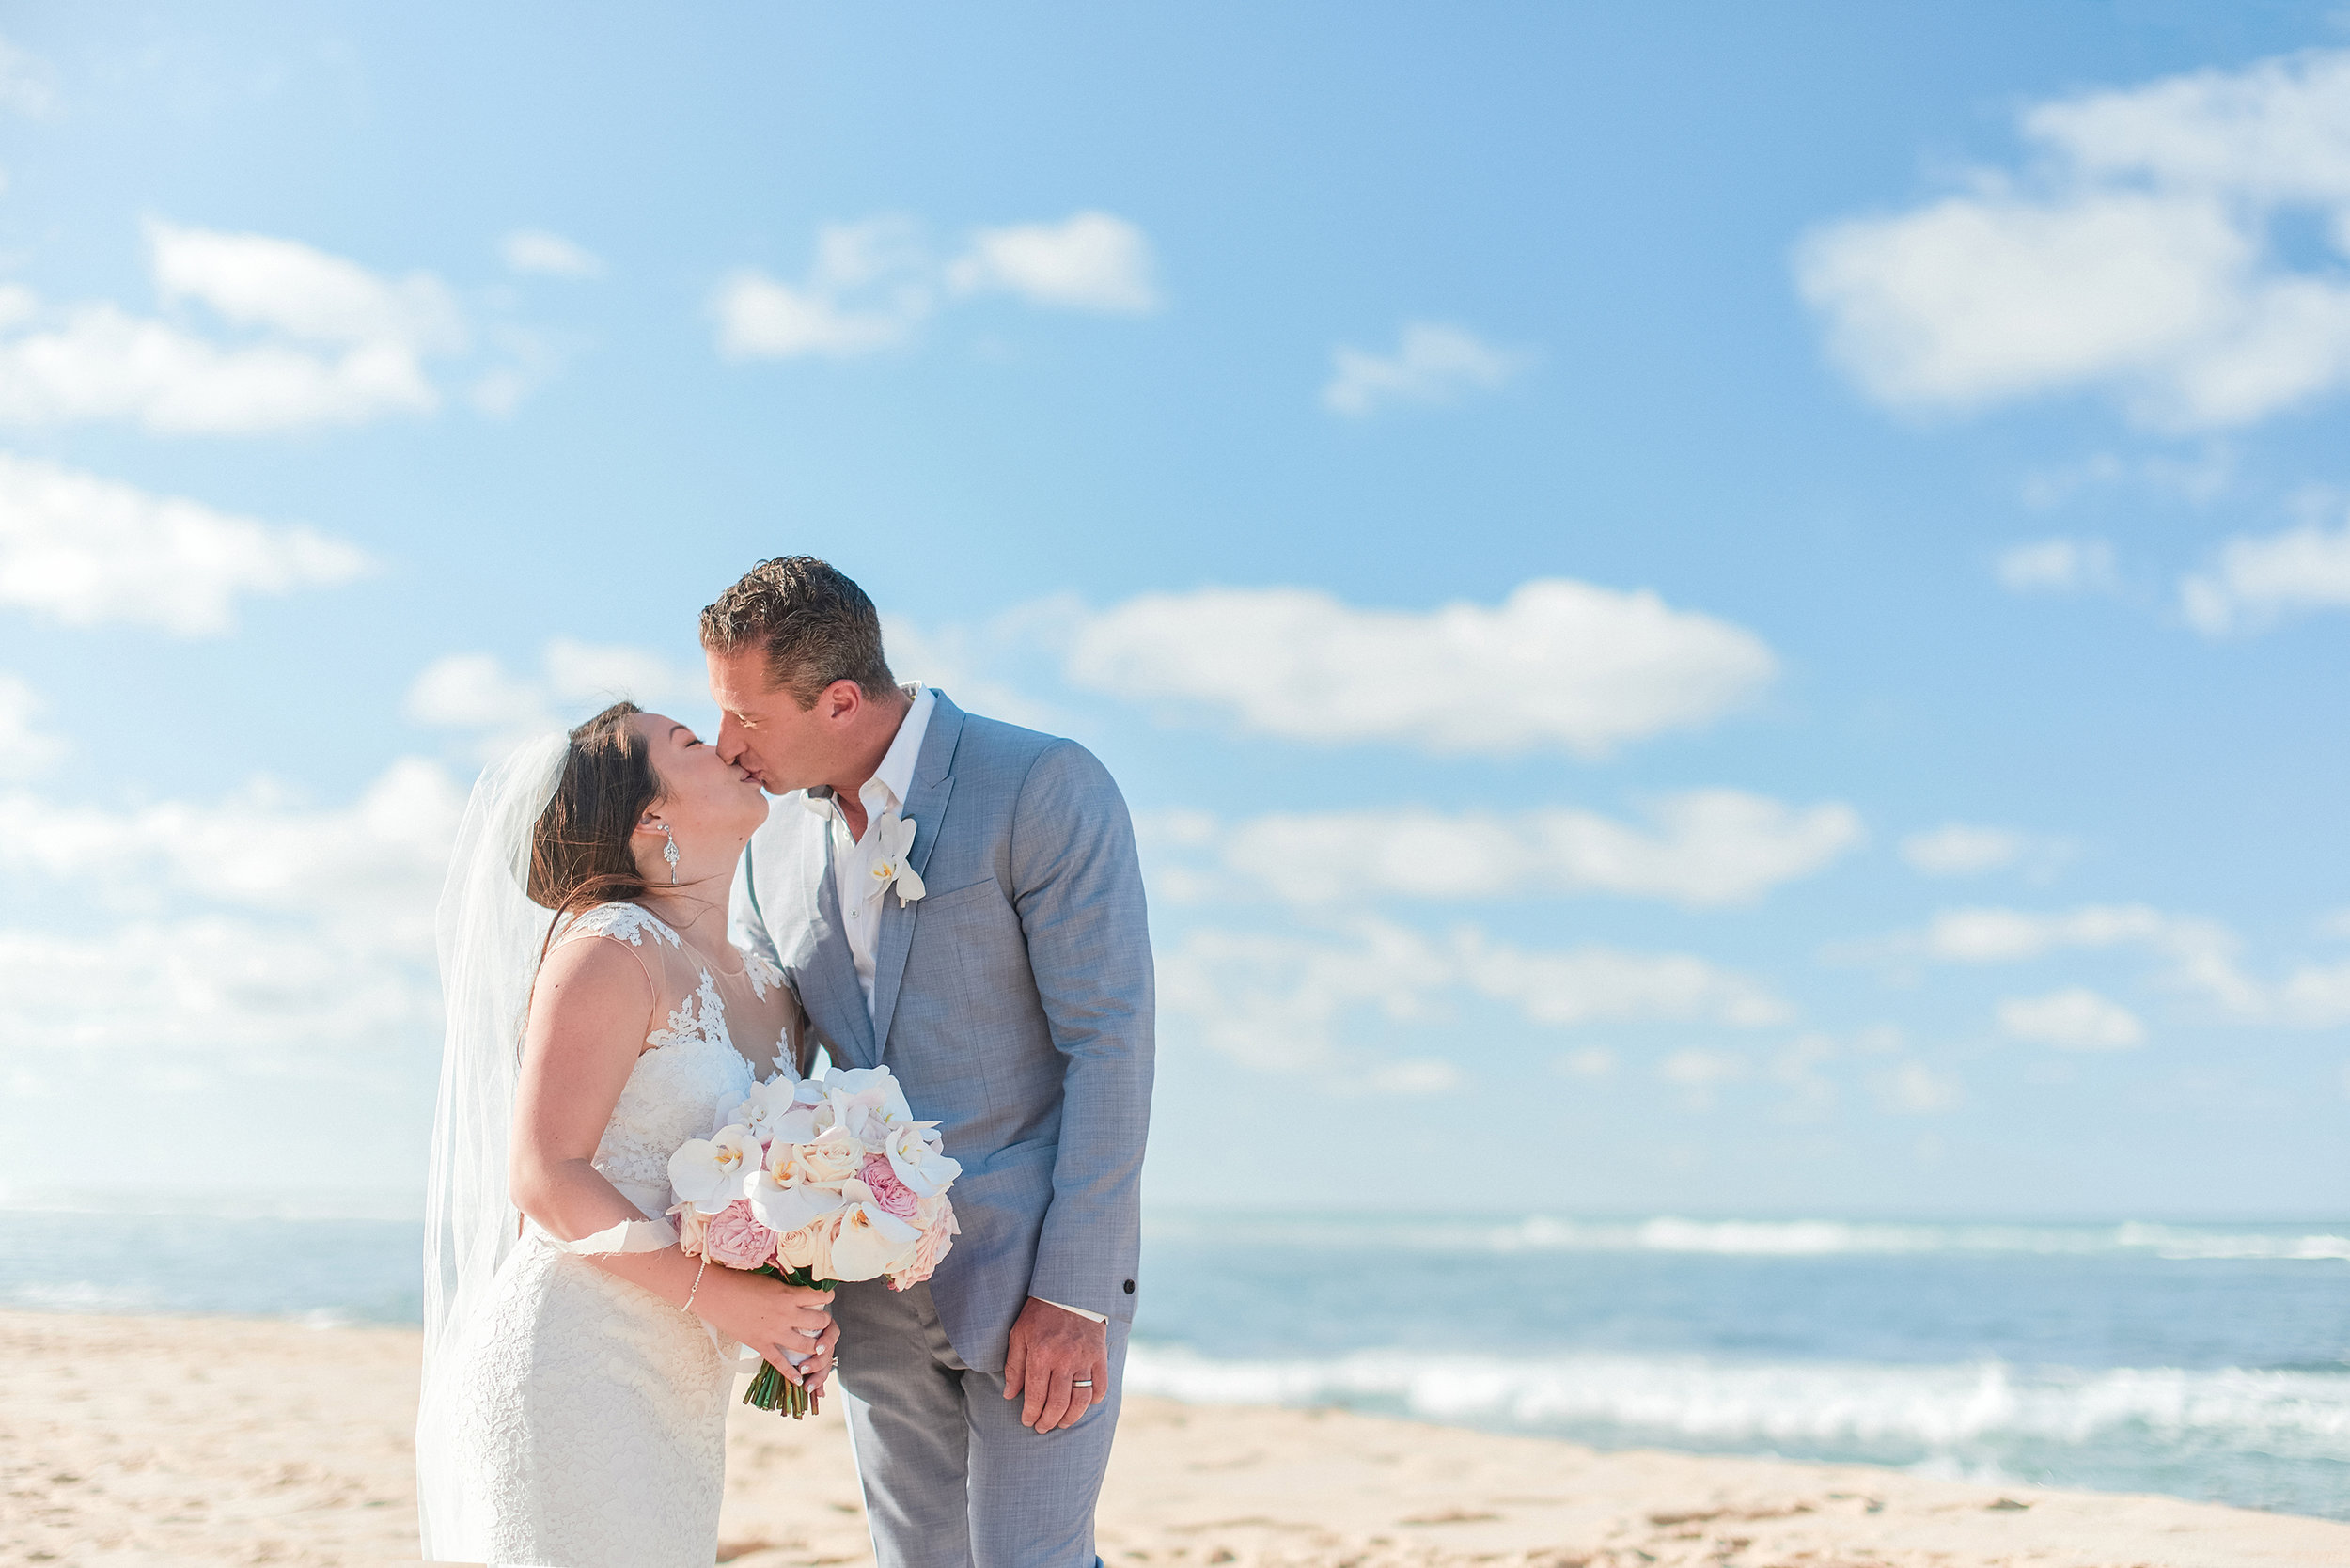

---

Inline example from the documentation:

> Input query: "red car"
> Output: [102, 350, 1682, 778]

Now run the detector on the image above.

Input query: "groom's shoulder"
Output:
[948, 702, 1116, 800]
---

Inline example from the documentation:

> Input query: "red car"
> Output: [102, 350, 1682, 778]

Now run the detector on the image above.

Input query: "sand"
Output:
[3, 1310, 2343, 1568]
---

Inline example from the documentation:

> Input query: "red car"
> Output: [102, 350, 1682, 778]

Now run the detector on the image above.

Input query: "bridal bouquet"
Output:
[666, 1066, 962, 1418]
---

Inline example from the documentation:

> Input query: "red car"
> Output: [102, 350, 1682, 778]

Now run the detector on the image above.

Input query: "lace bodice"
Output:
[551, 902, 799, 1206]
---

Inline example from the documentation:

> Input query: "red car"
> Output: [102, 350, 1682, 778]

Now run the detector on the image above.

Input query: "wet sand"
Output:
[4, 1310, 2344, 1567]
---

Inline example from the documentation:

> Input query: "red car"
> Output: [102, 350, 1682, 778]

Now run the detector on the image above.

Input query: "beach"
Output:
[6, 1309, 2345, 1568]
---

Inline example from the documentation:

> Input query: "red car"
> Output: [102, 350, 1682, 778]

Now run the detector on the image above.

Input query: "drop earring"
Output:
[655, 823, 680, 885]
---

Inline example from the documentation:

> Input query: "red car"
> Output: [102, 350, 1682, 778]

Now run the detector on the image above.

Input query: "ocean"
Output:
[4, 1206, 2343, 1520]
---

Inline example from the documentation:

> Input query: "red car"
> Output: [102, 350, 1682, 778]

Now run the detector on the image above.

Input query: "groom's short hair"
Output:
[700, 556, 897, 709]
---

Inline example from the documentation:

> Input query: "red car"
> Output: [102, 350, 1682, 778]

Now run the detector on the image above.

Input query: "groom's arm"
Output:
[729, 833, 782, 970]
[1008, 739, 1155, 1322]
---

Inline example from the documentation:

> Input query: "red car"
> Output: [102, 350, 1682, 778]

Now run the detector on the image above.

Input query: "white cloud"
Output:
[2277, 958, 2350, 1027]
[713, 216, 932, 360]
[501, 229, 604, 279]
[1156, 791, 1862, 908]
[1322, 321, 1531, 417]
[1796, 49, 2350, 430]
[1998, 538, 2116, 594]
[406, 638, 706, 759]
[1457, 932, 1792, 1028]
[1360, 1058, 1462, 1096]
[1156, 917, 1787, 1079]
[1998, 986, 2147, 1050]
[0, 34, 56, 118]
[0, 452, 372, 634]
[1873, 1059, 1964, 1113]
[0, 915, 436, 1072]
[1904, 901, 2350, 1028]
[1062, 579, 1777, 759]
[2180, 510, 2350, 635]
[0, 305, 439, 432]
[0, 754, 468, 1086]
[1660, 1048, 1747, 1107]
[1922, 902, 2259, 1014]
[1900, 823, 2069, 877]
[948, 212, 1158, 313]
[0, 757, 461, 1080]
[880, 613, 1065, 734]
[1557, 1046, 1617, 1079]
[1925, 903, 2169, 962]
[2020, 448, 2232, 509]
[0, 672, 63, 776]
[0, 757, 466, 956]
[0, 751, 465, 1089]
[405, 653, 552, 734]
[150, 221, 463, 352]
[0, 223, 468, 433]
[716, 211, 1158, 361]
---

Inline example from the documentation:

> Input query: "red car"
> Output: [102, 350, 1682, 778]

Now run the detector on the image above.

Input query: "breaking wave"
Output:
[1144, 1211, 2350, 1262]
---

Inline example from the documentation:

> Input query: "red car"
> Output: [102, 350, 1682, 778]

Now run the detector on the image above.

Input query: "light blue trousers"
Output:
[831, 1280, 1128, 1568]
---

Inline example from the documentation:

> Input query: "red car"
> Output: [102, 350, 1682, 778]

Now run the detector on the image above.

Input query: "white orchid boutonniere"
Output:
[870, 811, 925, 905]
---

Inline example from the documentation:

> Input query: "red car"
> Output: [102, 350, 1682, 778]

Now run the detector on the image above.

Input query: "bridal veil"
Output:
[415, 731, 569, 1548]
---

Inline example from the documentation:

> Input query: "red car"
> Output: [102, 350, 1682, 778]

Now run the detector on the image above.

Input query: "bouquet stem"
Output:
[741, 1265, 839, 1419]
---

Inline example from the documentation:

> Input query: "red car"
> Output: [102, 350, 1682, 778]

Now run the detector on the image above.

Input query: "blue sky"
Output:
[3, 3, 2346, 1217]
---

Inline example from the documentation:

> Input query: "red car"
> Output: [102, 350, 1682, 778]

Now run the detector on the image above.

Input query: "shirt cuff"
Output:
[1036, 1295, 1107, 1325]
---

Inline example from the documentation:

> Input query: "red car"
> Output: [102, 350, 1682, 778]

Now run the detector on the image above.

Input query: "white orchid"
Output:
[828, 1200, 923, 1279]
[754, 1074, 825, 1145]
[724, 1078, 798, 1142]
[667, 1124, 761, 1215]
[824, 1065, 915, 1141]
[746, 1143, 849, 1233]
[884, 1121, 963, 1199]
[869, 811, 925, 905]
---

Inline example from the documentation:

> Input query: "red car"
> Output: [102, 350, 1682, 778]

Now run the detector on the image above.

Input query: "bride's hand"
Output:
[696, 1267, 835, 1385]
[802, 1318, 839, 1400]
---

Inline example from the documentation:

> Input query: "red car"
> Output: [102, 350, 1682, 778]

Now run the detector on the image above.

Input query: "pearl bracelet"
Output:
[682, 1255, 710, 1314]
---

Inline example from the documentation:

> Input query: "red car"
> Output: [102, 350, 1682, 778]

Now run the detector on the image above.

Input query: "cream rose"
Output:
[669, 1201, 712, 1259]
[797, 1131, 864, 1184]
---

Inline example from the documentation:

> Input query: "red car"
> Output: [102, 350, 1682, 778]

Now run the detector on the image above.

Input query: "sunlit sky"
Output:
[4, 4, 2346, 1217]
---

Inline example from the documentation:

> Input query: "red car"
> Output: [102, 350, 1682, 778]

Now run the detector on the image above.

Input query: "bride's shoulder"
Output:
[555, 901, 684, 951]
[741, 946, 786, 999]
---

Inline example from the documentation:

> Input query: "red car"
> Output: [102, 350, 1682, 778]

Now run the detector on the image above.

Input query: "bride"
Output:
[415, 701, 839, 1567]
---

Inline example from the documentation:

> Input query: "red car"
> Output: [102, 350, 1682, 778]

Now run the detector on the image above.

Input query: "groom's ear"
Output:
[817, 678, 865, 723]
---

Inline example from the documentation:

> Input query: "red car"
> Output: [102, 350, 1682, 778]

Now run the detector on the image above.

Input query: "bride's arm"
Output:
[509, 935, 670, 1247]
[511, 937, 837, 1382]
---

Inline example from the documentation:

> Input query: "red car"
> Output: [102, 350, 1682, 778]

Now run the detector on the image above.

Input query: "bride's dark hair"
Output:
[528, 701, 664, 924]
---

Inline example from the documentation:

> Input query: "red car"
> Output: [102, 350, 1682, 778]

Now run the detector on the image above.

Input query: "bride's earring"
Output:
[654, 823, 680, 885]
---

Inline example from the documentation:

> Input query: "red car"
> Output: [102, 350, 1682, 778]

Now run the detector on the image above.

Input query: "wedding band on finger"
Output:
[1072, 1379, 1093, 1387]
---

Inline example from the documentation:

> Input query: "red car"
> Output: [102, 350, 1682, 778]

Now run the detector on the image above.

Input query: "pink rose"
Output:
[701, 1199, 780, 1271]
[859, 1153, 920, 1220]
[890, 1197, 960, 1290]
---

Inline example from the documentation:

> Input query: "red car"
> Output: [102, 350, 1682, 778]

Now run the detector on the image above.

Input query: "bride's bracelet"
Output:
[681, 1256, 710, 1315]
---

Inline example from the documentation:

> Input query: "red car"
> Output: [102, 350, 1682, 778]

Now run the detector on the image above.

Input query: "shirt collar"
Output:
[866, 682, 933, 815]
[797, 685, 935, 822]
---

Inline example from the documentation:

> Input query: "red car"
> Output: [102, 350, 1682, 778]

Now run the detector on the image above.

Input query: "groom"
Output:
[704, 557, 1154, 1568]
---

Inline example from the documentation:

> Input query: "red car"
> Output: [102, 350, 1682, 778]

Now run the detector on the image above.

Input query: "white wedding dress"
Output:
[418, 902, 798, 1568]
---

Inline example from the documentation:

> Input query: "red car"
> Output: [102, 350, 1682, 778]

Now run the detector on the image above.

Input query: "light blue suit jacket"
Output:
[729, 690, 1154, 1372]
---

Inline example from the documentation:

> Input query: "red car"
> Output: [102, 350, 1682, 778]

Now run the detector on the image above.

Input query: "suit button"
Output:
[1122, 1279, 1135, 1294]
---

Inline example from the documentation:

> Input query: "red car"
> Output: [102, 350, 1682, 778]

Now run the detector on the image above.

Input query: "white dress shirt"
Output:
[807, 683, 935, 1011]
[805, 683, 1105, 1328]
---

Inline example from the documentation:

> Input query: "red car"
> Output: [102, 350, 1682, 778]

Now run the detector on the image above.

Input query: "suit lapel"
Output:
[800, 807, 877, 1069]
[868, 694, 965, 1058]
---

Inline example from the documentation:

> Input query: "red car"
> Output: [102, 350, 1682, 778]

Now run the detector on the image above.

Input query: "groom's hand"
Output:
[1003, 1296, 1107, 1433]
